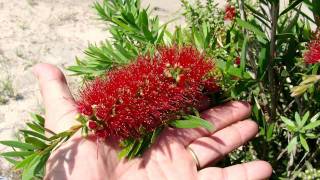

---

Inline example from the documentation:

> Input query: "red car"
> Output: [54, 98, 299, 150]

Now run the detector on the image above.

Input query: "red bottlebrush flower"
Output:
[235, 56, 241, 65]
[224, 4, 236, 22]
[77, 47, 218, 139]
[304, 32, 320, 64]
[88, 120, 98, 129]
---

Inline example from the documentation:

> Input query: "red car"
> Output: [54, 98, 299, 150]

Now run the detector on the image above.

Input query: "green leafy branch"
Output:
[0, 114, 82, 180]
[281, 112, 320, 153]
[68, 0, 168, 79]
[118, 114, 214, 159]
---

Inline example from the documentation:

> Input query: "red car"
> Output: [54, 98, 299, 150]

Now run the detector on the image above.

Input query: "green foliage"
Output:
[118, 126, 163, 159]
[0, 114, 81, 180]
[68, 0, 168, 79]
[169, 115, 214, 132]
[281, 112, 320, 152]
[182, 0, 320, 178]
[118, 113, 214, 159]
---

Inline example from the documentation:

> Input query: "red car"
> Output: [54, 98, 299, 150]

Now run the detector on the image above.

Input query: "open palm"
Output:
[33, 64, 272, 180]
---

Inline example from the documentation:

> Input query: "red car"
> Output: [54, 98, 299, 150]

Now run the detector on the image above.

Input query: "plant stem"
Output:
[268, 1, 279, 122]
[237, 0, 247, 22]
[312, 0, 320, 27]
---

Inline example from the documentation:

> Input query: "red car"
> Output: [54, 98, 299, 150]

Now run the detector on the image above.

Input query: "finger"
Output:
[167, 101, 251, 145]
[33, 63, 77, 132]
[188, 119, 258, 168]
[198, 161, 272, 180]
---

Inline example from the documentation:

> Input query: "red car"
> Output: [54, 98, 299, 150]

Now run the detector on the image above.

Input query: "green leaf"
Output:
[15, 154, 38, 169]
[267, 123, 275, 141]
[287, 136, 298, 153]
[310, 112, 320, 122]
[240, 37, 248, 77]
[22, 155, 42, 180]
[258, 47, 267, 76]
[118, 139, 135, 159]
[30, 113, 45, 127]
[302, 111, 310, 126]
[236, 18, 267, 39]
[302, 121, 320, 130]
[305, 133, 318, 139]
[151, 126, 163, 144]
[20, 130, 49, 141]
[155, 25, 166, 45]
[4, 157, 19, 165]
[244, 3, 269, 22]
[295, 112, 302, 127]
[193, 27, 204, 50]
[299, 134, 309, 152]
[0, 141, 35, 150]
[280, 0, 304, 16]
[48, 131, 72, 141]
[129, 139, 144, 158]
[25, 137, 48, 149]
[280, 116, 295, 127]
[169, 115, 214, 132]
[1, 151, 34, 157]
[26, 122, 45, 134]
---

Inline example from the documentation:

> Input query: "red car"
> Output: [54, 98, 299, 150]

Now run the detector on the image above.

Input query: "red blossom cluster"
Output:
[235, 56, 241, 65]
[224, 4, 236, 21]
[304, 31, 320, 64]
[77, 47, 218, 139]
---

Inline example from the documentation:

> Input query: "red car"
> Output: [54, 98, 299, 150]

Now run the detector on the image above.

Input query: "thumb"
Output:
[33, 63, 78, 132]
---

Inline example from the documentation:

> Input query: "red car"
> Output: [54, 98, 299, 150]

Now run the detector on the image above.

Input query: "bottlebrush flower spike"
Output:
[76, 46, 218, 140]
[224, 4, 236, 22]
[304, 31, 320, 64]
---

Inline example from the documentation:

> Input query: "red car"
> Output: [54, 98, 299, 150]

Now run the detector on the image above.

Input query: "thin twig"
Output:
[268, 1, 279, 122]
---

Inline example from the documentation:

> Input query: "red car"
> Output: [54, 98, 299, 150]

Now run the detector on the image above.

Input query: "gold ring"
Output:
[187, 147, 200, 169]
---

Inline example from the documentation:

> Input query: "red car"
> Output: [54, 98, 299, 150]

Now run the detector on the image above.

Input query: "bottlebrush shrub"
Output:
[76, 46, 219, 157]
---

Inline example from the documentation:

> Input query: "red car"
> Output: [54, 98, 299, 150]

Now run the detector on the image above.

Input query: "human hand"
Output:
[33, 63, 272, 180]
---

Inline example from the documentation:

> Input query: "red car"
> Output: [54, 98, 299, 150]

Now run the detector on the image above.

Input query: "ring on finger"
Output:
[187, 146, 200, 170]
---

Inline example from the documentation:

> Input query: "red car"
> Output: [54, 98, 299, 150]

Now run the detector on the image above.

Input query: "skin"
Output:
[33, 63, 273, 180]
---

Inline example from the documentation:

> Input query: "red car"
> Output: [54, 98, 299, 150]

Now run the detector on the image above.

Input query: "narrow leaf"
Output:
[295, 112, 302, 127]
[30, 113, 45, 127]
[310, 112, 320, 122]
[301, 111, 310, 126]
[118, 140, 135, 159]
[20, 130, 49, 141]
[236, 18, 266, 38]
[240, 37, 248, 77]
[280, 0, 304, 16]
[302, 121, 320, 130]
[280, 116, 295, 127]
[15, 154, 38, 169]
[26, 122, 45, 134]
[25, 137, 48, 149]
[4, 157, 19, 165]
[299, 134, 310, 152]
[170, 115, 214, 132]
[0, 141, 35, 150]
[22, 155, 42, 180]
[1, 151, 34, 157]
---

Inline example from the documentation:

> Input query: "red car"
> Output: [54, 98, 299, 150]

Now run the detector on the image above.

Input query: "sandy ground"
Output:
[0, 0, 186, 178]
